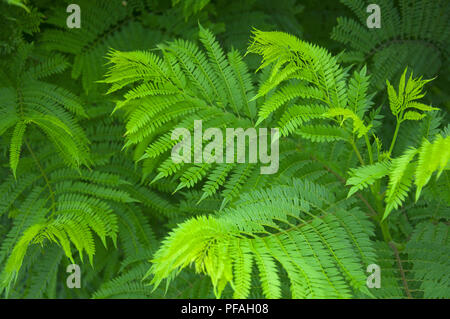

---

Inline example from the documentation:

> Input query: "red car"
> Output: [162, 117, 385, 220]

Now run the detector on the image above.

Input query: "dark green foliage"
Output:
[0, 0, 448, 299]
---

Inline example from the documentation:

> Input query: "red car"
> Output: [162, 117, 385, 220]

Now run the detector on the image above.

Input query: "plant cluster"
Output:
[0, 0, 448, 299]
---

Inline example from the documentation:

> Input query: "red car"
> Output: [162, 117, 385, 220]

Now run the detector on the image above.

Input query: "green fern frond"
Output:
[405, 222, 450, 298]
[147, 179, 376, 298]
[9, 120, 27, 178]
[386, 68, 437, 122]
[414, 134, 450, 200]
[297, 124, 350, 142]
[346, 161, 390, 198]
[324, 107, 372, 138]
[384, 147, 418, 219]
[332, 0, 449, 90]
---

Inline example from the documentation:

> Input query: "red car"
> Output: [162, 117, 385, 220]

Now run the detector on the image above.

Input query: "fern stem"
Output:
[24, 140, 56, 211]
[350, 139, 365, 165]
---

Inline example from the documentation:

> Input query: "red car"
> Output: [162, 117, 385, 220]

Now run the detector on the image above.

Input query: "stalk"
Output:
[388, 119, 401, 157]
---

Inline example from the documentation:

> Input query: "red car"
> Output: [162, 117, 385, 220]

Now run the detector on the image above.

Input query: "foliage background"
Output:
[0, 0, 448, 299]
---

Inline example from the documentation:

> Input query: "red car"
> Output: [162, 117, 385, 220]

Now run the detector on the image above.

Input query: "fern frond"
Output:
[9, 120, 27, 178]
[332, 0, 449, 89]
[346, 161, 390, 197]
[297, 124, 350, 142]
[414, 134, 450, 200]
[405, 222, 450, 298]
[384, 147, 418, 219]
[324, 107, 372, 138]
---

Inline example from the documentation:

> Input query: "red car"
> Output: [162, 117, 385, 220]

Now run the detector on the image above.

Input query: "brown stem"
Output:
[389, 242, 412, 299]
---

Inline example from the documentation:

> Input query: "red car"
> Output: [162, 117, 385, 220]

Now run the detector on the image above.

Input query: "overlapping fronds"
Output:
[147, 179, 376, 298]
[247, 29, 376, 151]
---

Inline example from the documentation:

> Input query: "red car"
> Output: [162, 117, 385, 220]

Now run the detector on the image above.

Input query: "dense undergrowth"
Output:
[0, 0, 449, 299]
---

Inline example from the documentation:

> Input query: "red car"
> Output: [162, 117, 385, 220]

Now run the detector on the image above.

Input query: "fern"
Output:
[148, 179, 376, 298]
[405, 222, 450, 298]
[332, 0, 450, 90]
[102, 26, 275, 206]
[246, 29, 378, 166]
[346, 161, 390, 197]
[0, 0, 448, 300]
[0, 44, 91, 175]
